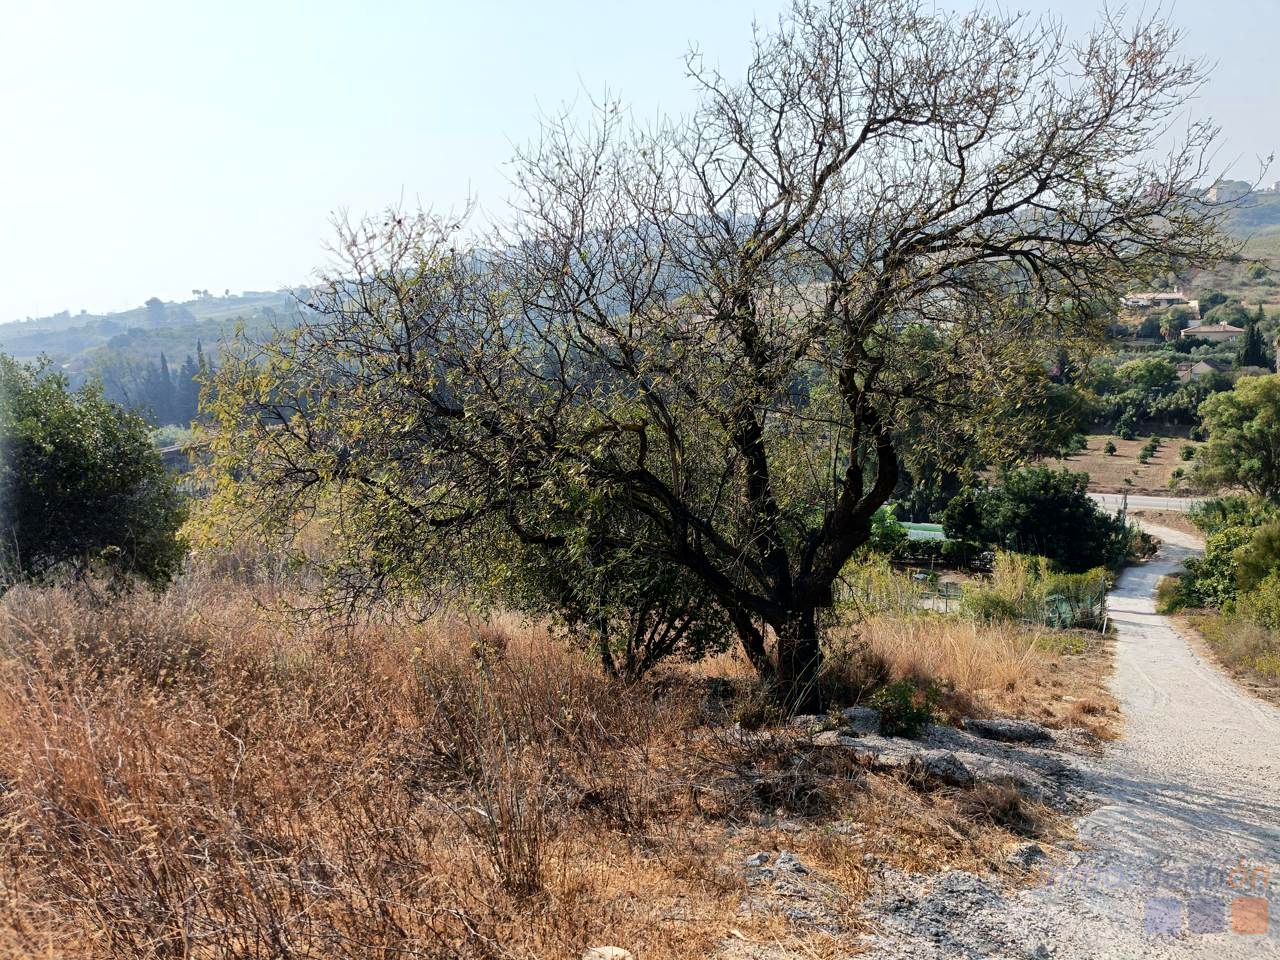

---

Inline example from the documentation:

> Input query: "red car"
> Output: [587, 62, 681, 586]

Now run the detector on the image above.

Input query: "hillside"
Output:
[0, 289, 305, 368]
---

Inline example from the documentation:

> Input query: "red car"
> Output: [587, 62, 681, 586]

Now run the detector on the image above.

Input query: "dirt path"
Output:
[1013, 523, 1280, 956]
[862, 523, 1280, 957]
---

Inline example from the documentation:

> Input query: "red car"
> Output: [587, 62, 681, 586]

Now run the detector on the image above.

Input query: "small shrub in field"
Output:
[1104, 440, 1118, 456]
[959, 589, 1022, 623]
[869, 678, 940, 738]
[1180, 444, 1196, 461]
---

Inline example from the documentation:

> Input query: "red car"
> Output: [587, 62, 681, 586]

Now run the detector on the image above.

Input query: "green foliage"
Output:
[960, 550, 1109, 627]
[869, 679, 940, 738]
[1234, 521, 1280, 593]
[1104, 440, 1118, 456]
[1198, 289, 1230, 317]
[1202, 301, 1250, 329]
[0, 356, 186, 590]
[1236, 571, 1280, 630]
[838, 556, 927, 616]
[867, 506, 909, 555]
[941, 467, 1142, 573]
[894, 537, 986, 569]
[1159, 307, 1196, 341]
[1173, 525, 1255, 609]
[1235, 307, 1273, 370]
[1179, 444, 1195, 461]
[1194, 374, 1280, 500]
[1116, 357, 1176, 392]
[1188, 495, 1275, 535]
[482, 494, 735, 680]
[959, 589, 1023, 622]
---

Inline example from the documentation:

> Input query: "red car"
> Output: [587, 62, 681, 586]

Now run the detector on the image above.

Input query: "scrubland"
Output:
[0, 558, 1114, 958]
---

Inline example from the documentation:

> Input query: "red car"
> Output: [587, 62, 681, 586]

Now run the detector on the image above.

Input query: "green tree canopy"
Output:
[1235, 306, 1273, 370]
[941, 467, 1138, 573]
[1195, 374, 1280, 501]
[1116, 356, 1177, 392]
[0, 356, 186, 589]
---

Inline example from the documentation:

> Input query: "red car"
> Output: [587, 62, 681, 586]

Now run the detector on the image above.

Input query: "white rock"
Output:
[582, 949, 634, 960]
[841, 705, 883, 734]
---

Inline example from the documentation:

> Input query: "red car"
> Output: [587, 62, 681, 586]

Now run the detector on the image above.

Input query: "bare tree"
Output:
[209, 0, 1231, 709]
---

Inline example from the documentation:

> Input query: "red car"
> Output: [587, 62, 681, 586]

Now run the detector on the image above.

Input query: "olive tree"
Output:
[208, 0, 1229, 708]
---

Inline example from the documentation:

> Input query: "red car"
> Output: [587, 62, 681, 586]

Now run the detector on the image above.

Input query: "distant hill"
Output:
[0, 289, 310, 426]
[0, 289, 305, 367]
[1224, 189, 1280, 240]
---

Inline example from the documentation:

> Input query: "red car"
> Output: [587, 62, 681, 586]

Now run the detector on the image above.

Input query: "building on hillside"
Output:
[1205, 180, 1251, 203]
[1183, 323, 1243, 343]
[1123, 290, 1189, 310]
[1177, 358, 1232, 382]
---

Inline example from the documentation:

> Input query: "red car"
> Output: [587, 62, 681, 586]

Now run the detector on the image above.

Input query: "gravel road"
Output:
[862, 522, 1280, 958]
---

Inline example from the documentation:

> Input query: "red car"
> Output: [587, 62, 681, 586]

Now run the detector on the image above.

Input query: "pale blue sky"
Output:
[0, 0, 1275, 322]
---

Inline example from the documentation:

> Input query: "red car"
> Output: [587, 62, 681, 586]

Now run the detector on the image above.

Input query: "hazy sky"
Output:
[0, 0, 1275, 323]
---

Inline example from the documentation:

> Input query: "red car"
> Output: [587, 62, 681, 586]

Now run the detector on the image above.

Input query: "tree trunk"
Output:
[774, 607, 823, 714]
[729, 608, 776, 683]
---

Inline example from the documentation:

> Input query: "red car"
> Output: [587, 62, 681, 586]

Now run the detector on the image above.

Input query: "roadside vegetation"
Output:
[0, 0, 1253, 955]
[1150, 377, 1280, 692]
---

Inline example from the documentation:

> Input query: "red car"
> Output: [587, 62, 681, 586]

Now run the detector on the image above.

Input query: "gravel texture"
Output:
[858, 522, 1280, 959]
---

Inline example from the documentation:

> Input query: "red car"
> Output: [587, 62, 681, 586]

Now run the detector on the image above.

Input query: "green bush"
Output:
[1237, 571, 1280, 630]
[959, 589, 1023, 622]
[1104, 440, 1118, 456]
[869, 679, 940, 738]
[941, 467, 1142, 573]
[0, 357, 187, 590]
[893, 537, 989, 571]
[1235, 521, 1280, 592]
[1180, 444, 1195, 461]
[867, 505, 909, 555]
[1176, 525, 1255, 609]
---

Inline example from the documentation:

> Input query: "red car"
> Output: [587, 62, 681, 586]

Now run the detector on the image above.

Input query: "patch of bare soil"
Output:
[1130, 508, 1200, 537]
[1040, 435, 1202, 495]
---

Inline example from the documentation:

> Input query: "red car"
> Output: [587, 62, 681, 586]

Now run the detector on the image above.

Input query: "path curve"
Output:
[1009, 521, 1280, 957]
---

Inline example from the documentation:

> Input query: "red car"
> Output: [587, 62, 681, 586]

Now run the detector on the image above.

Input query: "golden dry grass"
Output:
[828, 615, 1118, 739]
[0, 571, 1117, 957]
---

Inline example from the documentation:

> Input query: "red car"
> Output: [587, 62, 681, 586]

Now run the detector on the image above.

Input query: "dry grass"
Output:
[0, 569, 1119, 957]
[0, 580, 751, 959]
[828, 616, 1118, 739]
[1041, 434, 1202, 496]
